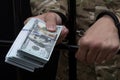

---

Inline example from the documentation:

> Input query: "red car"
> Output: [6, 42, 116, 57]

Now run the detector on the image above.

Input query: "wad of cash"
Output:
[5, 18, 63, 72]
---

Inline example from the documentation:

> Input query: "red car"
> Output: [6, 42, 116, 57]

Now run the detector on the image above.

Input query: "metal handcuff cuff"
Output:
[55, 11, 120, 53]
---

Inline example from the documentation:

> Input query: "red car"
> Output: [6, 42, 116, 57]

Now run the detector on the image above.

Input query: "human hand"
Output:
[24, 12, 69, 44]
[75, 15, 120, 64]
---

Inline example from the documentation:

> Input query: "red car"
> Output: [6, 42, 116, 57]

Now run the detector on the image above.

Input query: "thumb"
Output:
[45, 12, 62, 32]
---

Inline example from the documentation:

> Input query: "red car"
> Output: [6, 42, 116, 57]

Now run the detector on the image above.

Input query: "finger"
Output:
[106, 48, 119, 61]
[95, 42, 119, 63]
[45, 13, 57, 32]
[57, 26, 69, 44]
[75, 47, 88, 63]
[86, 47, 100, 64]
[75, 39, 89, 63]
[95, 45, 114, 64]
[106, 53, 116, 62]
[61, 26, 69, 39]
[95, 50, 109, 64]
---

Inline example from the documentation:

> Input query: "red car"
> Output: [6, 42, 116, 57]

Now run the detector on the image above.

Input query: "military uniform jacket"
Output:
[30, 0, 120, 80]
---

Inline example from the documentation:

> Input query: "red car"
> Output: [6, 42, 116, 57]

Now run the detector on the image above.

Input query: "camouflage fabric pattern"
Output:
[30, 0, 68, 16]
[30, 0, 120, 80]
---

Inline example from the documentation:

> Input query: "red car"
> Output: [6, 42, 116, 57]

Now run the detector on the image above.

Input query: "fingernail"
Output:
[47, 26, 55, 31]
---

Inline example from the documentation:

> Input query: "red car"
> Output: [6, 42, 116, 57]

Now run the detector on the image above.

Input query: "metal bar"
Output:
[56, 43, 120, 54]
[67, 0, 77, 80]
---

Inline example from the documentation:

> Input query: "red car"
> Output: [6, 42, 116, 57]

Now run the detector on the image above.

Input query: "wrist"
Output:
[96, 11, 120, 38]
[49, 11, 68, 25]
[51, 12, 62, 25]
[99, 15, 118, 31]
[100, 15, 116, 26]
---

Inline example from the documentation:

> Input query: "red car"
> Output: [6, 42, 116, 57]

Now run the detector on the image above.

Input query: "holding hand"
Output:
[75, 15, 120, 64]
[25, 12, 69, 44]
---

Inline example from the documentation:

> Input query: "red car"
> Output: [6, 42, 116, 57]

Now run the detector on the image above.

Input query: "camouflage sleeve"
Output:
[95, 0, 120, 19]
[30, 0, 68, 16]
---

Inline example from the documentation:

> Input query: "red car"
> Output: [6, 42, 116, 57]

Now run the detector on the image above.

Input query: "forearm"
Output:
[30, 0, 68, 16]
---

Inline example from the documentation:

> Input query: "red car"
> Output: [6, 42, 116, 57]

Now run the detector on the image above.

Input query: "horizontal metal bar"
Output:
[0, 40, 14, 44]
[56, 43, 120, 54]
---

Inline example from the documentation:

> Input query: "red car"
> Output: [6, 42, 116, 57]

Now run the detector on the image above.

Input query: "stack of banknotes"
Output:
[5, 18, 63, 72]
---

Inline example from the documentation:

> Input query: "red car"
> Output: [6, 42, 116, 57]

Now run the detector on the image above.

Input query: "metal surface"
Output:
[67, 0, 77, 80]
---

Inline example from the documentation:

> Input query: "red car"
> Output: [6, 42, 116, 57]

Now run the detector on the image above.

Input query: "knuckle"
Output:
[79, 37, 90, 46]
[103, 43, 119, 51]
[63, 26, 69, 33]
[90, 41, 102, 49]
[111, 44, 119, 51]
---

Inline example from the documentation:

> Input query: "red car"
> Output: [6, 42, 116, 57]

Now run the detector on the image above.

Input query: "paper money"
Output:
[19, 18, 62, 63]
[5, 18, 63, 72]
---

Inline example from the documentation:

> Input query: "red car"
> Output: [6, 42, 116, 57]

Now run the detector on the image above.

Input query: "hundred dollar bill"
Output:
[19, 18, 63, 63]
[5, 18, 42, 72]
[5, 18, 63, 72]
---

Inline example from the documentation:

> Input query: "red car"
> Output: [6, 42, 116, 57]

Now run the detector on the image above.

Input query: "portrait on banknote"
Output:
[20, 19, 62, 59]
